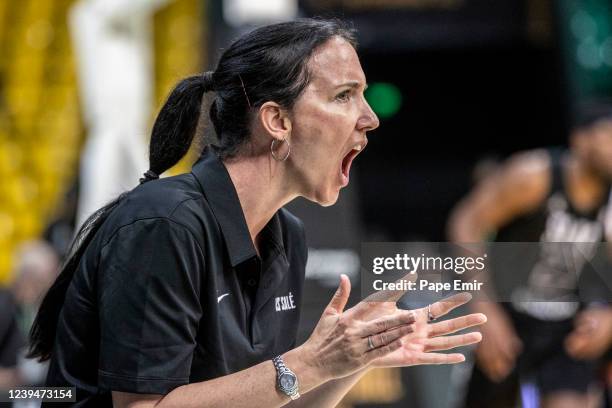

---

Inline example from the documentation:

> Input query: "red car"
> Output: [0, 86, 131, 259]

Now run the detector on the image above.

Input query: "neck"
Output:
[223, 152, 297, 248]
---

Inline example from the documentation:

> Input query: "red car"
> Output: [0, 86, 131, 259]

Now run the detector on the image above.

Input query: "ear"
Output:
[258, 101, 292, 141]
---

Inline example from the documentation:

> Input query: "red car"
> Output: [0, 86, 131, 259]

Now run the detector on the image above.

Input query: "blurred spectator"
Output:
[42, 181, 79, 260]
[448, 100, 612, 408]
[0, 289, 25, 407]
[2, 242, 59, 408]
[69, 0, 170, 227]
[11, 242, 59, 342]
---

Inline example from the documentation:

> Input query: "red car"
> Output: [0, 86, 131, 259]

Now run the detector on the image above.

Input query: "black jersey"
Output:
[495, 149, 610, 320]
[44, 147, 307, 406]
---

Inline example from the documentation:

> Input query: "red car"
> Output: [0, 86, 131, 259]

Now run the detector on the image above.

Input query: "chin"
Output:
[309, 188, 341, 207]
[319, 197, 339, 207]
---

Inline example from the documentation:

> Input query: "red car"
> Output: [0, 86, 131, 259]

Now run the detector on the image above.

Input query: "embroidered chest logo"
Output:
[275, 292, 296, 312]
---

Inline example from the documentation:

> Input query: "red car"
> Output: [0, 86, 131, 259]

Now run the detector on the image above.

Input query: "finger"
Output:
[364, 337, 404, 362]
[423, 332, 482, 352]
[363, 272, 418, 303]
[357, 310, 416, 336]
[366, 324, 414, 352]
[428, 292, 473, 320]
[428, 313, 487, 337]
[324, 274, 351, 315]
[413, 352, 466, 365]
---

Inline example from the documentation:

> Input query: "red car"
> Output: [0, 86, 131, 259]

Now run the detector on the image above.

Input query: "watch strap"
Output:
[272, 355, 300, 400]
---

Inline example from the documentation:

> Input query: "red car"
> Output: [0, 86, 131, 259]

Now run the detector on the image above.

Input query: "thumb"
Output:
[325, 274, 351, 315]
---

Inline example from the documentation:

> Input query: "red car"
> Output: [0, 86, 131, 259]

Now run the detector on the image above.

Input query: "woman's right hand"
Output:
[300, 275, 486, 382]
[300, 274, 415, 381]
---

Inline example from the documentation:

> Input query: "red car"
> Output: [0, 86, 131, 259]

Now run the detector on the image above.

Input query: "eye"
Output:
[335, 90, 351, 103]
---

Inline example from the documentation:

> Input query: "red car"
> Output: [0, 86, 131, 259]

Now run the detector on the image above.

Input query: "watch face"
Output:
[280, 373, 296, 390]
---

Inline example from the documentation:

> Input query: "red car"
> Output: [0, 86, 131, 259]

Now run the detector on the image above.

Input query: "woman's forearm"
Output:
[154, 346, 328, 408]
[288, 368, 369, 408]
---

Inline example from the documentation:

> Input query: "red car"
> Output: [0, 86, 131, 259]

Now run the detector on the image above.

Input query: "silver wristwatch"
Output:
[272, 355, 300, 400]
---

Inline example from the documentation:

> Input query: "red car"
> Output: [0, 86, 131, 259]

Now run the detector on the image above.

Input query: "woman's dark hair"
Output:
[28, 18, 357, 361]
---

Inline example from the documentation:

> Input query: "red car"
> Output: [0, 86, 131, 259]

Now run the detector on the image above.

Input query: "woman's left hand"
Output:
[359, 291, 486, 367]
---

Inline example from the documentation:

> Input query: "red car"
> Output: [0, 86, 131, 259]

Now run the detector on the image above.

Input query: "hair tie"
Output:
[202, 71, 215, 91]
[139, 170, 159, 184]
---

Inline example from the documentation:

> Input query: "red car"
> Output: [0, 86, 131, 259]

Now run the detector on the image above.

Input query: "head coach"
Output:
[28, 19, 486, 407]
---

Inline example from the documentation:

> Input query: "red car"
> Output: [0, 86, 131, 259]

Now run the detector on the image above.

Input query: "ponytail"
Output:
[149, 73, 213, 175]
[28, 72, 214, 361]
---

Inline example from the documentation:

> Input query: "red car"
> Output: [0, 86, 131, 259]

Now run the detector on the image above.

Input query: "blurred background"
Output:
[0, 0, 611, 407]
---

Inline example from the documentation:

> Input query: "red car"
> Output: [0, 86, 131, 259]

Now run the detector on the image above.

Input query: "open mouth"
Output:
[340, 143, 365, 185]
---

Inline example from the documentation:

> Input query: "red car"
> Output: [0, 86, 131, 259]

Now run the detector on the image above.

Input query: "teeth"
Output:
[354, 144, 362, 151]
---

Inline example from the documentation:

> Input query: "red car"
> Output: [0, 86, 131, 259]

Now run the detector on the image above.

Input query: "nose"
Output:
[357, 97, 380, 132]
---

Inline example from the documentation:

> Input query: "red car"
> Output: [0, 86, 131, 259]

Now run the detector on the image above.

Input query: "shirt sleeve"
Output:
[97, 218, 204, 394]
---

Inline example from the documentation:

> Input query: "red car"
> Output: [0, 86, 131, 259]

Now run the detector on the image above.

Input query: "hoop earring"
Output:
[270, 138, 291, 162]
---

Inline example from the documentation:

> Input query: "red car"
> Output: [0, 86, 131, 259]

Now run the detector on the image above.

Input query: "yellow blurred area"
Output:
[341, 368, 405, 407]
[155, 0, 206, 175]
[0, 0, 204, 284]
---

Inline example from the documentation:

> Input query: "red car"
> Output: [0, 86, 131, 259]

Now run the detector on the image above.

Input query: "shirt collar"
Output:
[191, 146, 284, 267]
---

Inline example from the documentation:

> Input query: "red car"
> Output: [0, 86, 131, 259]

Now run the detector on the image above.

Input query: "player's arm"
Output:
[448, 149, 551, 243]
[446, 150, 551, 382]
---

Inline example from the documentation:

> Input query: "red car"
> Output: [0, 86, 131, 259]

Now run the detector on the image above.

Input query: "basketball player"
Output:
[448, 101, 612, 408]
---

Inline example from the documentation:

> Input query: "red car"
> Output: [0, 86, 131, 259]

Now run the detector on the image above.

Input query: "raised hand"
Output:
[301, 274, 417, 381]
[368, 293, 486, 367]
[351, 273, 486, 367]
[300, 274, 487, 383]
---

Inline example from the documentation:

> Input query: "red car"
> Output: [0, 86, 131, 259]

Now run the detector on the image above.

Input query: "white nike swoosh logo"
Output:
[217, 293, 230, 303]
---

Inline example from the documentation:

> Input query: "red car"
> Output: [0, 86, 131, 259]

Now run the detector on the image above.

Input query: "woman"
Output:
[29, 19, 486, 407]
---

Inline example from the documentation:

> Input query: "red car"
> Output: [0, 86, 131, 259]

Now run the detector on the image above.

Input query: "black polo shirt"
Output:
[44, 147, 307, 407]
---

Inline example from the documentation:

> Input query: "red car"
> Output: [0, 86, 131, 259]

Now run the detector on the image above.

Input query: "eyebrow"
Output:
[335, 81, 368, 91]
